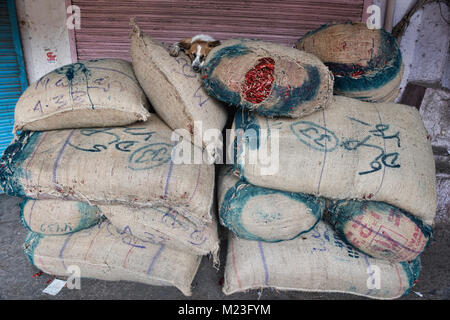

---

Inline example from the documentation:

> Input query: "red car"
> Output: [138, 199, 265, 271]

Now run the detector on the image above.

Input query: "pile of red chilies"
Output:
[242, 57, 275, 104]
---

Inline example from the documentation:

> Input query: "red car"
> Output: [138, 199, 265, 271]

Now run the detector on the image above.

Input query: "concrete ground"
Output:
[0, 194, 449, 300]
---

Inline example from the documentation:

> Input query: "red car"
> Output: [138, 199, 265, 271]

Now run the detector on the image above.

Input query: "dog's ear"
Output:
[178, 38, 192, 51]
[208, 40, 221, 48]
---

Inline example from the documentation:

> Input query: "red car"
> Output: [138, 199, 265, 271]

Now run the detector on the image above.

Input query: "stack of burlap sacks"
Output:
[0, 21, 228, 296]
[0, 20, 437, 299]
[202, 23, 436, 299]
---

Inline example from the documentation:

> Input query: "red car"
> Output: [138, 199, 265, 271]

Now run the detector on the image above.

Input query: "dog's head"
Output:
[179, 38, 221, 72]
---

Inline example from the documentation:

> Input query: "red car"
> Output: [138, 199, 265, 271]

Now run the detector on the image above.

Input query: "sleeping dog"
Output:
[169, 35, 221, 72]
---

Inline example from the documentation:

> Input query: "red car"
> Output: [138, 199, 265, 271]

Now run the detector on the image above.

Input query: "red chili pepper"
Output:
[351, 70, 364, 78]
[242, 57, 275, 104]
[32, 271, 43, 278]
[46, 275, 56, 285]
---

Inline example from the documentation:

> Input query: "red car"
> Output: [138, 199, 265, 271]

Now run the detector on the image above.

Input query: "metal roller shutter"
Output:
[70, 0, 366, 61]
[0, 0, 28, 156]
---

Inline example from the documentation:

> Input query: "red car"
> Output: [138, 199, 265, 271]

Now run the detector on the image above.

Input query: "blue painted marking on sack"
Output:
[288, 117, 402, 176]
[65, 127, 171, 171]
[290, 120, 339, 152]
[128, 143, 172, 171]
[54, 62, 95, 109]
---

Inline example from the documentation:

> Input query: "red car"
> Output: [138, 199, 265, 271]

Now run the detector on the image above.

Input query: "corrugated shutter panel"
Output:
[71, 0, 365, 61]
[0, 0, 27, 155]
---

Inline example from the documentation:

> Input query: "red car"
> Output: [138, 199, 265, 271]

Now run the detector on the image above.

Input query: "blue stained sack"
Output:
[20, 199, 102, 235]
[218, 166, 324, 242]
[295, 22, 403, 102]
[201, 39, 333, 118]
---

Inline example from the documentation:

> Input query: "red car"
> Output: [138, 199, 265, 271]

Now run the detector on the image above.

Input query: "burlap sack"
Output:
[20, 198, 219, 259]
[230, 96, 436, 225]
[24, 219, 201, 296]
[218, 166, 324, 242]
[295, 22, 403, 102]
[325, 200, 432, 262]
[223, 221, 420, 299]
[0, 114, 215, 227]
[14, 59, 151, 134]
[129, 19, 228, 156]
[99, 203, 220, 261]
[201, 38, 334, 118]
[20, 199, 102, 235]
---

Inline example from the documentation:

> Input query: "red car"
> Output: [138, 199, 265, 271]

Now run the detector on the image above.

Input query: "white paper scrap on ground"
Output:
[42, 279, 66, 296]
